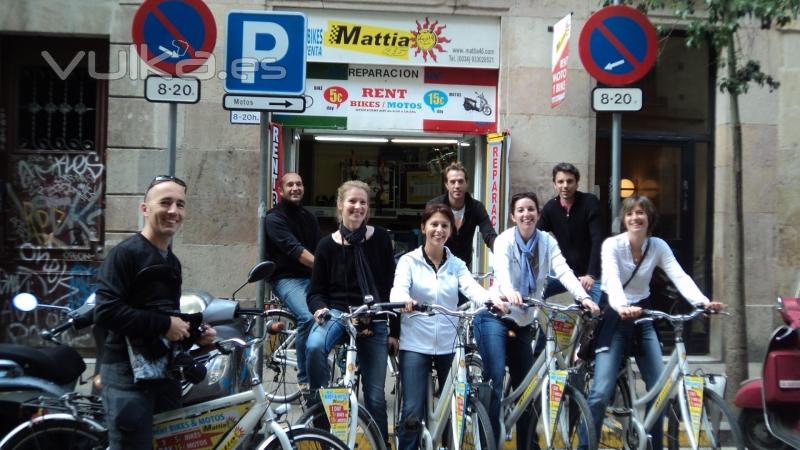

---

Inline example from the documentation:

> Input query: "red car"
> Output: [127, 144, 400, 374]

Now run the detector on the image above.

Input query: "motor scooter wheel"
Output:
[738, 408, 790, 450]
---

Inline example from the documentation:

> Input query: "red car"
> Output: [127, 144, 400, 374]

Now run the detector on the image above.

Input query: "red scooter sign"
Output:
[734, 296, 800, 450]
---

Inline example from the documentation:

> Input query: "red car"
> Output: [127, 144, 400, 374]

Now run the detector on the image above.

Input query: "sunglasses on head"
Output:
[146, 175, 187, 194]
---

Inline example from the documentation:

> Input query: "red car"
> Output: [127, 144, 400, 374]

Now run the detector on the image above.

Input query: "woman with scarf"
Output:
[306, 180, 397, 444]
[473, 191, 599, 449]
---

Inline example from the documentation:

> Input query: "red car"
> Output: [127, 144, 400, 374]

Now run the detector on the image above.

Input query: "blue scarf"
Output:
[515, 227, 539, 296]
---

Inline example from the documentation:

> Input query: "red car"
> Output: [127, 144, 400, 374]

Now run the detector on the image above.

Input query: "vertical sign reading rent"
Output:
[270, 122, 283, 206]
[551, 13, 571, 108]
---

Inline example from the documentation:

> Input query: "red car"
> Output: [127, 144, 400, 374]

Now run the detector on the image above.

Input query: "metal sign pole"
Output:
[168, 103, 178, 176]
[256, 112, 273, 369]
[610, 112, 621, 233]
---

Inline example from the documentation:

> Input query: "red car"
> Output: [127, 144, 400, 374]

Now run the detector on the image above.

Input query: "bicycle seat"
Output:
[0, 343, 86, 385]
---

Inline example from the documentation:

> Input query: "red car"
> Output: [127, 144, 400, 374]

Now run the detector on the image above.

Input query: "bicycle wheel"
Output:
[596, 375, 637, 450]
[0, 417, 107, 450]
[263, 309, 302, 403]
[296, 401, 387, 450]
[257, 427, 350, 450]
[665, 387, 744, 450]
[451, 395, 497, 450]
[524, 382, 597, 450]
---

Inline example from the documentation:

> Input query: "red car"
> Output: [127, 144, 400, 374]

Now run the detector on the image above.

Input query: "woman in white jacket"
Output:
[390, 202, 496, 450]
[473, 191, 599, 449]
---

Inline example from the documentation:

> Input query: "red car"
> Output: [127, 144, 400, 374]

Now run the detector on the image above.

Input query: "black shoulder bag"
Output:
[577, 239, 650, 361]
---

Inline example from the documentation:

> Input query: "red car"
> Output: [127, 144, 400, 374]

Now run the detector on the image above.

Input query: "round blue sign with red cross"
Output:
[132, 0, 217, 76]
[579, 5, 658, 86]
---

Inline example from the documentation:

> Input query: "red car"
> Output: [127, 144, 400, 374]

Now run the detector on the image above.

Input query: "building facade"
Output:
[1, 0, 797, 364]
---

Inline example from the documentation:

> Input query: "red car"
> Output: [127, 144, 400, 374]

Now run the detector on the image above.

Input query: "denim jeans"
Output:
[306, 312, 389, 442]
[397, 350, 455, 450]
[273, 277, 313, 384]
[585, 311, 665, 450]
[473, 311, 535, 449]
[100, 362, 181, 450]
[543, 276, 602, 303]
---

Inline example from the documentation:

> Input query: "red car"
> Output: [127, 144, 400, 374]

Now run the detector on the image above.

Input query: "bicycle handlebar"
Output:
[637, 307, 728, 323]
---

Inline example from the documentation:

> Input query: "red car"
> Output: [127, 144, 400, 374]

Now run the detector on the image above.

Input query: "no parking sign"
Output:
[578, 5, 658, 86]
[132, 0, 217, 76]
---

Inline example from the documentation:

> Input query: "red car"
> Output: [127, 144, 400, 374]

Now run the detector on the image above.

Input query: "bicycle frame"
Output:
[499, 302, 587, 448]
[415, 310, 475, 450]
[618, 309, 724, 450]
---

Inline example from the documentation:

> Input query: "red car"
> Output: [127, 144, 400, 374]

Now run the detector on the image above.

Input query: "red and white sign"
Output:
[551, 13, 571, 108]
[269, 122, 283, 206]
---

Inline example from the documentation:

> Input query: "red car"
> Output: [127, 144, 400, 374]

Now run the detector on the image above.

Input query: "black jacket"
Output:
[94, 233, 182, 364]
[428, 193, 497, 268]
[264, 199, 321, 282]
[537, 191, 604, 279]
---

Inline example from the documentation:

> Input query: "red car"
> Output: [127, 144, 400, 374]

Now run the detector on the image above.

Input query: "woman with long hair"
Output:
[305, 180, 397, 444]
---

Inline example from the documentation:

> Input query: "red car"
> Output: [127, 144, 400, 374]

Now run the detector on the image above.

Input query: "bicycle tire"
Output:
[451, 395, 497, 450]
[596, 375, 637, 450]
[263, 309, 302, 403]
[0, 416, 107, 450]
[257, 427, 351, 450]
[296, 401, 387, 450]
[524, 382, 597, 450]
[665, 387, 744, 450]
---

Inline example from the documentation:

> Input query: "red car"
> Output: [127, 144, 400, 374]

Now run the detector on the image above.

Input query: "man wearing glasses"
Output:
[95, 175, 214, 449]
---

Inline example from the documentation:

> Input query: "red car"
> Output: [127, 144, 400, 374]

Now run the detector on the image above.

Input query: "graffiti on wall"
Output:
[1, 152, 104, 348]
[5, 153, 104, 248]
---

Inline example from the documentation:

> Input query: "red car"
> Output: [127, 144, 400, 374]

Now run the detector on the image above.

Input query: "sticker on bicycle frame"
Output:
[153, 402, 251, 450]
[452, 382, 469, 446]
[654, 373, 677, 412]
[551, 312, 576, 351]
[320, 388, 351, 442]
[548, 370, 568, 433]
[518, 374, 539, 410]
[684, 376, 705, 445]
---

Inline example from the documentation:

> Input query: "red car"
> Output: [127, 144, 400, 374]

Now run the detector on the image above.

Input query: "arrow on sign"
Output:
[222, 94, 307, 113]
[604, 59, 625, 71]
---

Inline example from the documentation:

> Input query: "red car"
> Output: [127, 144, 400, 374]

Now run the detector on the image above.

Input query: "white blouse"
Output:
[601, 234, 709, 311]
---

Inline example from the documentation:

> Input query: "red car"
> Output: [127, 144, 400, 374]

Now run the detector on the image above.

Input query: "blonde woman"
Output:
[305, 180, 396, 444]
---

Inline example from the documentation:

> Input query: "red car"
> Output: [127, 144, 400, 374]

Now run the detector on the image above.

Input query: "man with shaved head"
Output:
[264, 172, 321, 397]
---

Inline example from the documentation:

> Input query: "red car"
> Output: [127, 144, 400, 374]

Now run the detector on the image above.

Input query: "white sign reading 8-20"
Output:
[145, 76, 200, 104]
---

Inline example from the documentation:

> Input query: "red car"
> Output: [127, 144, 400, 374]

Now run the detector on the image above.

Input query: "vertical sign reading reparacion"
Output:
[270, 122, 283, 206]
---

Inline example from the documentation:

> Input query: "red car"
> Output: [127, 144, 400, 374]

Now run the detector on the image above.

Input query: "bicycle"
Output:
[0, 310, 349, 450]
[490, 297, 597, 450]
[392, 302, 496, 450]
[295, 302, 404, 450]
[262, 304, 303, 403]
[588, 308, 744, 450]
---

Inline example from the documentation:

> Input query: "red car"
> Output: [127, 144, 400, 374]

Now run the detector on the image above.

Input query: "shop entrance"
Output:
[291, 133, 484, 261]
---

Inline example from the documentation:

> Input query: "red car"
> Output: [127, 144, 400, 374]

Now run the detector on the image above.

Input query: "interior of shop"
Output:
[292, 133, 482, 259]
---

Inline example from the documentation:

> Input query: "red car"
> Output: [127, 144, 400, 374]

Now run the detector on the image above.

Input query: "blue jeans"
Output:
[306, 312, 389, 442]
[397, 350, 454, 450]
[473, 311, 535, 449]
[543, 276, 602, 303]
[100, 362, 181, 450]
[273, 277, 313, 384]
[585, 312, 665, 450]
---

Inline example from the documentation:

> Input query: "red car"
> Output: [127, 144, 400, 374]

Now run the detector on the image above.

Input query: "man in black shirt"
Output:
[428, 161, 497, 269]
[537, 163, 604, 302]
[95, 175, 214, 450]
[264, 172, 320, 389]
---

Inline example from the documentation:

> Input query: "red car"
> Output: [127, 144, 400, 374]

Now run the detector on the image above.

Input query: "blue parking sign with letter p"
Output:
[225, 11, 307, 95]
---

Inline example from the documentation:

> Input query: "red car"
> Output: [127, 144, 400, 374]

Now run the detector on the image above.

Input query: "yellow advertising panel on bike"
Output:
[320, 388, 351, 442]
[153, 401, 253, 449]
[684, 375, 705, 445]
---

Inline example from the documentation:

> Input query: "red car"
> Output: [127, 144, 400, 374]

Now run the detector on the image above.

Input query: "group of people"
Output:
[92, 161, 721, 450]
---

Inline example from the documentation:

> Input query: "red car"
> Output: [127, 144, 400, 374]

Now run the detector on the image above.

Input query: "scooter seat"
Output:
[0, 344, 86, 385]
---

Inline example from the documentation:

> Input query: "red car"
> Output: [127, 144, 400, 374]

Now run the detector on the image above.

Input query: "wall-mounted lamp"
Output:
[620, 178, 636, 198]
[314, 135, 389, 143]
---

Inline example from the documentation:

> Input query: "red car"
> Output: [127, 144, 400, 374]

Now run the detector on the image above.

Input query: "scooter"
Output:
[0, 292, 96, 436]
[734, 296, 800, 450]
[463, 92, 492, 116]
[0, 261, 276, 435]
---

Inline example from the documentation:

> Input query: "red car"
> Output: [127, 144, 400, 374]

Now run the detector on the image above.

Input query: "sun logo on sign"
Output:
[410, 17, 451, 63]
